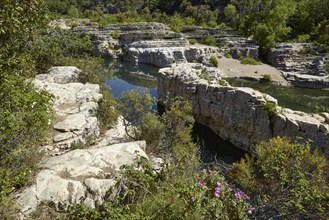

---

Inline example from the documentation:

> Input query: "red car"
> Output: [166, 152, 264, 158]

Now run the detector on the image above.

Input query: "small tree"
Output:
[230, 137, 329, 219]
[117, 90, 155, 140]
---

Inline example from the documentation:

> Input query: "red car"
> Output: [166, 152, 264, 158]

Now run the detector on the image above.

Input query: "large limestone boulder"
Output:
[16, 141, 147, 217]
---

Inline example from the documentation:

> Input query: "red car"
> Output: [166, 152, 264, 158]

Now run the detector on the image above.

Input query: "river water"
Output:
[225, 78, 329, 113]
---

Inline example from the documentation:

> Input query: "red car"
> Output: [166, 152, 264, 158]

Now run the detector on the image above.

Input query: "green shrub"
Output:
[110, 31, 120, 39]
[189, 38, 197, 45]
[218, 79, 229, 86]
[96, 85, 119, 132]
[239, 58, 262, 65]
[169, 13, 184, 33]
[230, 137, 329, 219]
[299, 46, 315, 54]
[261, 74, 272, 82]
[66, 136, 252, 220]
[210, 55, 218, 67]
[33, 29, 95, 74]
[263, 101, 277, 117]
[202, 33, 217, 47]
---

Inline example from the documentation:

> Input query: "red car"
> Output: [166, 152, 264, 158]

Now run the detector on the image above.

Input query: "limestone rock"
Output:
[54, 114, 86, 132]
[16, 141, 148, 217]
[33, 66, 102, 153]
[36, 66, 80, 84]
[268, 43, 329, 88]
[158, 63, 329, 156]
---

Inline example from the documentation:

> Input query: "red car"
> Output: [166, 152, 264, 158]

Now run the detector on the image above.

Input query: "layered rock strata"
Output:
[73, 22, 222, 67]
[16, 140, 147, 216]
[17, 66, 152, 218]
[268, 43, 329, 88]
[181, 26, 259, 59]
[158, 63, 329, 157]
[33, 66, 102, 153]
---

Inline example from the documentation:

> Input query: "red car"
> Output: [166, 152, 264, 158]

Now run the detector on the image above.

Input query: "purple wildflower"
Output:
[198, 181, 205, 187]
[234, 191, 243, 199]
[214, 182, 223, 198]
[247, 207, 254, 214]
[191, 196, 196, 202]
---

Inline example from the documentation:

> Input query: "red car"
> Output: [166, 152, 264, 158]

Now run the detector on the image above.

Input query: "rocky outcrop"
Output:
[181, 26, 259, 59]
[33, 66, 103, 154]
[268, 43, 329, 88]
[73, 22, 222, 67]
[158, 63, 329, 156]
[16, 66, 154, 218]
[16, 140, 147, 216]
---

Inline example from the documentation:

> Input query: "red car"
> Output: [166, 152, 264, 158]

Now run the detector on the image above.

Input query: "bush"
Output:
[96, 85, 119, 132]
[110, 31, 120, 39]
[263, 101, 277, 117]
[239, 58, 262, 65]
[230, 137, 329, 219]
[32, 29, 95, 74]
[202, 33, 217, 47]
[210, 55, 218, 67]
[261, 74, 272, 82]
[189, 38, 197, 45]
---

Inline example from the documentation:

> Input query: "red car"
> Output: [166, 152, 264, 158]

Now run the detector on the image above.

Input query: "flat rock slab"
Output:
[54, 114, 86, 132]
[16, 141, 147, 217]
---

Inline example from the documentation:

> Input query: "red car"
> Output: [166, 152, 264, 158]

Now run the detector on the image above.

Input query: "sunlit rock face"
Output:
[158, 63, 329, 156]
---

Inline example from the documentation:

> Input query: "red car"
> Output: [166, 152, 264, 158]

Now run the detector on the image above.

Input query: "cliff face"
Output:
[268, 43, 329, 88]
[158, 63, 329, 156]
[181, 26, 259, 59]
[73, 22, 258, 67]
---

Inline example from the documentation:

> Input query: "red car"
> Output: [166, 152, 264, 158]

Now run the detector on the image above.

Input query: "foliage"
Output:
[261, 74, 272, 82]
[65, 121, 252, 220]
[210, 55, 218, 67]
[202, 33, 217, 47]
[96, 85, 120, 132]
[263, 101, 277, 117]
[168, 13, 184, 33]
[218, 79, 229, 86]
[239, 58, 262, 65]
[189, 38, 197, 45]
[230, 137, 329, 219]
[225, 0, 296, 54]
[32, 29, 95, 74]
[117, 90, 155, 141]
[0, 1, 54, 218]
[110, 31, 120, 39]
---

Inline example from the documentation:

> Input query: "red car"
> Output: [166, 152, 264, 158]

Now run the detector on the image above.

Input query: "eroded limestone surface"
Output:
[158, 63, 329, 156]
[16, 67, 150, 218]
[33, 67, 102, 152]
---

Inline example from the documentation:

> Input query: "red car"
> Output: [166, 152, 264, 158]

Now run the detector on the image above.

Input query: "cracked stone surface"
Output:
[158, 63, 329, 155]
[16, 141, 147, 217]
[33, 66, 102, 153]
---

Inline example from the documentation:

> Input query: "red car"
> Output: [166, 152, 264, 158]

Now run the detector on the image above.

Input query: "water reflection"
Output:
[225, 78, 329, 113]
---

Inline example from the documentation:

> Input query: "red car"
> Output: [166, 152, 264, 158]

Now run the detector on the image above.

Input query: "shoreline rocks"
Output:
[16, 66, 151, 218]
[268, 43, 329, 88]
[158, 63, 329, 157]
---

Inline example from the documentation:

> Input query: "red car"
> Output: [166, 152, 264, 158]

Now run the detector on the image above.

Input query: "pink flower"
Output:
[248, 207, 254, 214]
[198, 181, 205, 187]
[214, 183, 222, 198]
